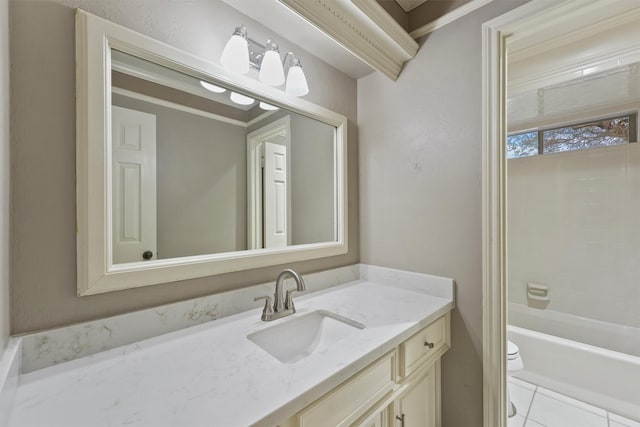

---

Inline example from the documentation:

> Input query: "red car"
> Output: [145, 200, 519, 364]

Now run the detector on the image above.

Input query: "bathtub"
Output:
[508, 304, 640, 421]
[509, 302, 640, 357]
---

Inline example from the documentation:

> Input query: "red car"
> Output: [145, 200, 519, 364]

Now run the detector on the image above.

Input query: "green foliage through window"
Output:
[507, 114, 637, 159]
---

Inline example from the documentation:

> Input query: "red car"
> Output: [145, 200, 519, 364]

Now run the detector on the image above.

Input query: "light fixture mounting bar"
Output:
[248, 38, 266, 70]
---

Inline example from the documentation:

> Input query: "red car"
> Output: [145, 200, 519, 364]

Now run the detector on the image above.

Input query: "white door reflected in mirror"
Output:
[264, 141, 288, 249]
[111, 106, 157, 264]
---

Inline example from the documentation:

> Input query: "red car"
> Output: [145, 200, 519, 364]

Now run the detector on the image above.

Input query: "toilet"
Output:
[507, 340, 524, 417]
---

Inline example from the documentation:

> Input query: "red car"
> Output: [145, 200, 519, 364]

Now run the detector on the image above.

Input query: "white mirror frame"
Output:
[482, 1, 640, 426]
[75, 9, 348, 296]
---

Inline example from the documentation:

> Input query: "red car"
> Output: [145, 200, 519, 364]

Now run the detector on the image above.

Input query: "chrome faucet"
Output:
[255, 269, 306, 321]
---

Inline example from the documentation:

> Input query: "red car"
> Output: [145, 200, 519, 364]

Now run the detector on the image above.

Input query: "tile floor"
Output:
[507, 377, 640, 427]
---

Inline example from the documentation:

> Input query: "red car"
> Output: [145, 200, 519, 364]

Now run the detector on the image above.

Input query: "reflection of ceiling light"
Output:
[220, 25, 309, 96]
[200, 81, 226, 93]
[259, 102, 279, 111]
[220, 25, 249, 75]
[230, 92, 254, 105]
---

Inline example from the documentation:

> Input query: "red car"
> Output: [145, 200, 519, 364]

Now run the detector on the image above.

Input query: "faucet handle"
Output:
[254, 295, 274, 321]
[285, 289, 298, 312]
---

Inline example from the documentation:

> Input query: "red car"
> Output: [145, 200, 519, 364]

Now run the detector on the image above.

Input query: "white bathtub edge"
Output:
[508, 325, 640, 422]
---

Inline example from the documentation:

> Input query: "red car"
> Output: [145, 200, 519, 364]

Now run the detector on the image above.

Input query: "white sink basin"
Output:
[247, 310, 365, 363]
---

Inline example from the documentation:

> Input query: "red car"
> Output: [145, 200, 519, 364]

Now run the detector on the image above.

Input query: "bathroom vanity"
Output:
[5, 266, 453, 427]
[2, 10, 453, 427]
[280, 309, 450, 427]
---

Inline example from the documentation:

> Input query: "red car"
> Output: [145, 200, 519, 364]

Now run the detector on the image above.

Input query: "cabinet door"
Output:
[356, 407, 388, 427]
[393, 367, 436, 427]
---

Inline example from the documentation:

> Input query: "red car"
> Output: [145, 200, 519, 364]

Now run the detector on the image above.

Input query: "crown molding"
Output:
[410, 0, 494, 39]
[395, 0, 428, 13]
[351, 0, 419, 60]
[277, 0, 418, 80]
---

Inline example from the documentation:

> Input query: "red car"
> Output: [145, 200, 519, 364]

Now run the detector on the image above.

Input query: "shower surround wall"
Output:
[508, 143, 640, 331]
[9, 0, 358, 333]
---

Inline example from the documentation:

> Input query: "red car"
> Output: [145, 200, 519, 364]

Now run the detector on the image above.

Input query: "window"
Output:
[507, 113, 638, 159]
[506, 131, 538, 159]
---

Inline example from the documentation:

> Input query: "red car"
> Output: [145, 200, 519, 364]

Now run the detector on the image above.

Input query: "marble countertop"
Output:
[8, 280, 453, 427]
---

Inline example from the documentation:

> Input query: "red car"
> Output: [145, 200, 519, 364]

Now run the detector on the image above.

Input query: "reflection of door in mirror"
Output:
[264, 142, 288, 249]
[247, 116, 292, 250]
[111, 106, 157, 264]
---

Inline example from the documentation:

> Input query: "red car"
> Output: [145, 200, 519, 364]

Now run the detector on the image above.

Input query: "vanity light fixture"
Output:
[259, 101, 279, 111]
[200, 81, 226, 93]
[258, 40, 285, 86]
[284, 54, 309, 97]
[220, 25, 250, 74]
[220, 25, 309, 96]
[230, 91, 255, 106]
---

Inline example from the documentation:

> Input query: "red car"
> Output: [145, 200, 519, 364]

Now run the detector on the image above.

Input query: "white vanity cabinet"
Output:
[391, 365, 438, 427]
[280, 312, 450, 427]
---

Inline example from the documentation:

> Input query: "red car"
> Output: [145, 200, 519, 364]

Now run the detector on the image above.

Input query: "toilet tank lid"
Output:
[508, 340, 519, 356]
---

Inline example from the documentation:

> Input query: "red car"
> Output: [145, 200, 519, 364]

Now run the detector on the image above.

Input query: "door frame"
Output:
[482, 1, 640, 426]
[246, 115, 291, 250]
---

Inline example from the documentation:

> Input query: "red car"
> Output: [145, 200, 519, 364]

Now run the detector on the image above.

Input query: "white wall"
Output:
[0, 0, 9, 353]
[508, 143, 640, 329]
[358, 1, 528, 425]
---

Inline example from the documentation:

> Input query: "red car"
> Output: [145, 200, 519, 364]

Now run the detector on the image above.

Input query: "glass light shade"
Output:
[259, 50, 285, 86]
[230, 92, 255, 106]
[200, 81, 226, 93]
[259, 101, 279, 111]
[220, 34, 249, 74]
[285, 65, 309, 96]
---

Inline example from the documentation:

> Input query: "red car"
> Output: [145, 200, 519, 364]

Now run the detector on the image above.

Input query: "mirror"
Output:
[76, 10, 347, 295]
[110, 50, 337, 263]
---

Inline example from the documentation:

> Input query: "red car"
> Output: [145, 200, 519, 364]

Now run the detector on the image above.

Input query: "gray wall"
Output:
[0, 0, 9, 352]
[290, 115, 335, 245]
[10, 0, 358, 334]
[358, 1, 527, 426]
[113, 94, 247, 259]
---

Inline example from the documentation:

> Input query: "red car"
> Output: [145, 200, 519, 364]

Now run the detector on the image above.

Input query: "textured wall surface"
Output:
[0, 0, 9, 353]
[358, 1, 528, 426]
[10, 0, 358, 334]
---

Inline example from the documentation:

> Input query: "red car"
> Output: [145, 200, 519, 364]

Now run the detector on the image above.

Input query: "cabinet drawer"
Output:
[399, 314, 449, 378]
[297, 352, 396, 427]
